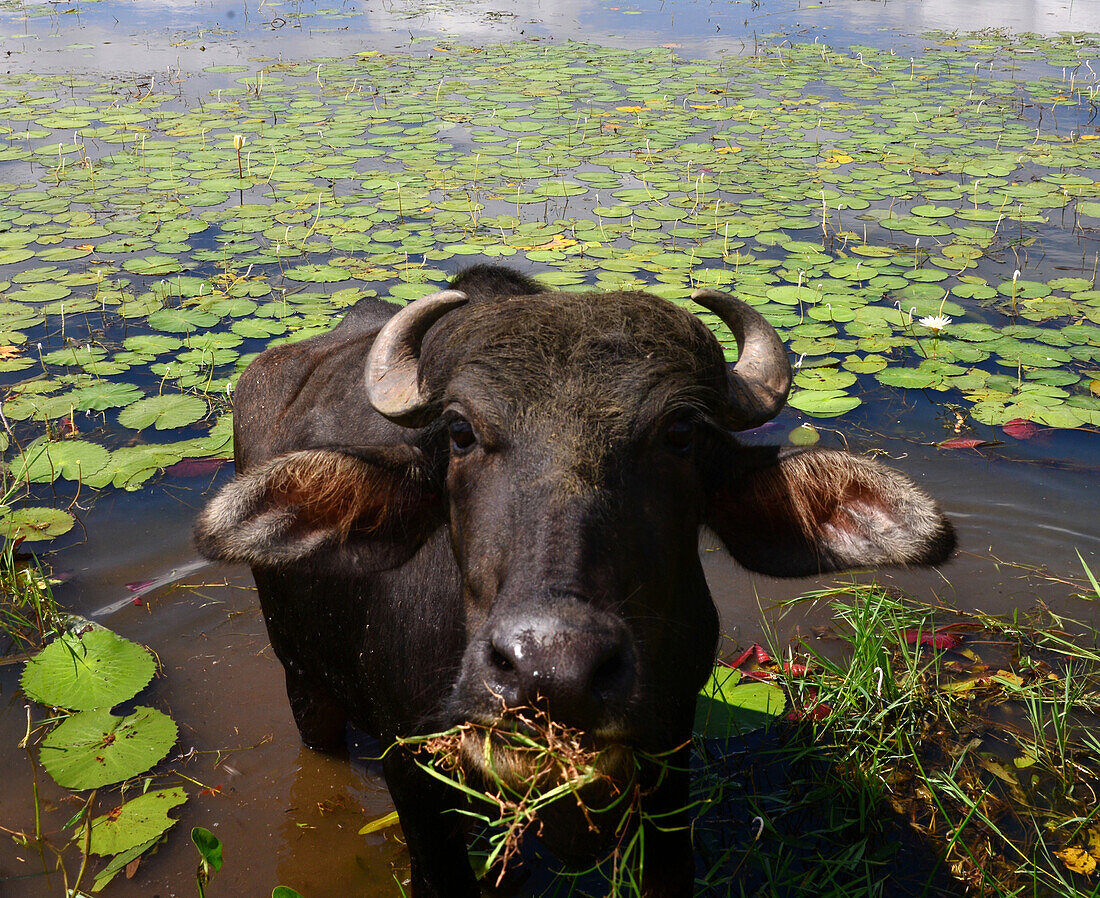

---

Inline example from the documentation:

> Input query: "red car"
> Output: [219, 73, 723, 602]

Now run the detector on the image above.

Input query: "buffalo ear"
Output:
[707, 447, 955, 578]
[194, 446, 442, 572]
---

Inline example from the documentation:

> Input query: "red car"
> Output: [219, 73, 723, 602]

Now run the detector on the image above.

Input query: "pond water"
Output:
[0, 0, 1098, 895]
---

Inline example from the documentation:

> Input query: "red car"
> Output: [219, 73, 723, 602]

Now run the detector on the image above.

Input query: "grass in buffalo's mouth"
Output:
[396, 565, 1100, 897]
[400, 708, 649, 884]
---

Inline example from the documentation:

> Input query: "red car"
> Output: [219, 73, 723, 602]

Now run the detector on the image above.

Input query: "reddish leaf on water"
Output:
[787, 703, 831, 722]
[164, 457, 229, 478]
[783, 662, 809, 677]
[725, 645, 754, 669]
[903, 625, 968, 650]
[786, 687, 830, 721]
[728, 644, 772, 667]
[937, 436, 993, 449]
[1002, 418, 1040, 440]
[726, 644, 774, 680]
[728, 644, 765, 667]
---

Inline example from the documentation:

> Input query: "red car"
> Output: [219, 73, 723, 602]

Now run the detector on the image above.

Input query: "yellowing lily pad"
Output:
[87, 787, 188, 857]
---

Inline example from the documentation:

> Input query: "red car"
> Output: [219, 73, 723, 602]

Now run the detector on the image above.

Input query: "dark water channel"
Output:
[1, 1, 1099, 896]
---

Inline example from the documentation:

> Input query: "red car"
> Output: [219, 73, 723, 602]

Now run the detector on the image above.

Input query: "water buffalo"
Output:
[194, 264, 954, 896]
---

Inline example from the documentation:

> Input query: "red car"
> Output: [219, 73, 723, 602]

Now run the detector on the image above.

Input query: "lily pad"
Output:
[695, 665, 786, 738]
[87, 787, 188, 857]
[787, 389, 861, 417]
[118, 395, 207, 431]
[21, 628, 156, 711]
[40, 706, 177, 789]
[10, 439, 111, 484]
[0, 507, 75, 542]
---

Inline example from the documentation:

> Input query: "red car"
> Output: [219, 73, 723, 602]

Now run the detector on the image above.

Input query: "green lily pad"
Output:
[10, 439, 111, 484]
[87, 787, 188, 857]
[69, 382, 144, 411]
[695, 665, 786, 738]
[21, 628, 155, 711]
[787, 389, 861, 417]
[118, 395, 207, 431]
[876, 367, 943, 389]
[282, 264, 350, 283]
[40, 706, 178, 789]
[0, 507, 75, 542]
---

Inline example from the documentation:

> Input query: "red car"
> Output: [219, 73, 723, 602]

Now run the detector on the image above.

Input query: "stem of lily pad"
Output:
[70, 789, 97, 896]
[18, 706, 42, 843]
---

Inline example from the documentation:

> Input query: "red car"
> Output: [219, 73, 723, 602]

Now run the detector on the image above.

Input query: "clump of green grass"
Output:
[765, 573, 1100, 897]
[0, 538, 64, 660]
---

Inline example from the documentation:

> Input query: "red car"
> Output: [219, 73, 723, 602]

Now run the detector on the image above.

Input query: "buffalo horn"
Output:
[366, 289, 468, 426]
[691, 288, 792, 430]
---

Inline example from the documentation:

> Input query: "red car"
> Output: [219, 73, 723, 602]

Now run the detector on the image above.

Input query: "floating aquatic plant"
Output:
[21, 626, 156, 711]
[39, 705, 178, 789]
[0, 35, 1095, 538]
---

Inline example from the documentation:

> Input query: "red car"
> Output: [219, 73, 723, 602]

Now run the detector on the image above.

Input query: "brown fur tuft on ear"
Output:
[194, 448, 440, 571]
[709, 448, 955, 577]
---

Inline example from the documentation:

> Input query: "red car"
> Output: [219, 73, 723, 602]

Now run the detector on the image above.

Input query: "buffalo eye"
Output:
[448, 416, 477, 454]
[665, 417, 695, 455]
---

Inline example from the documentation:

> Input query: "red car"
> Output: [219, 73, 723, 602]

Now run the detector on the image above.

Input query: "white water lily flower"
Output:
[918, 314, 952, 334]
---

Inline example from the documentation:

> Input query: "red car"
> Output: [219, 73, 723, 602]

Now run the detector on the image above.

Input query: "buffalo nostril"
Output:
[488, 644, 515, 674]
[591, 651, 626, 696]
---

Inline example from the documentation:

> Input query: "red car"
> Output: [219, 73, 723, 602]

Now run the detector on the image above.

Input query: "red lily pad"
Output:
[164, 458, 230, 478]
[727, 643, 772, 668]
[903, 625, 970, 650]
[1002, 418, 1040, 440]
[937, 436, 995, 449]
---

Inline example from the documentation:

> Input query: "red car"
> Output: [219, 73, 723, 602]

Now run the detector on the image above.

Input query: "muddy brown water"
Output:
[1, 1, 1099, 896]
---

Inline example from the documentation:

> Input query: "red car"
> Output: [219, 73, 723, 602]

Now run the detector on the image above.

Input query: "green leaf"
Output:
[40, 707, 177, 789]
[10, 439, 111, 484]
[359, 811, 401, 835]
[272, 888, 304, 898]
[876, 367, 943, 389]
[282, 264, 350, 283]
[1, 507, 75, 542]
[21, 629, 156, 711]
[788, 424, 820, 446]
[87, 787, 188, 857]
[91, 837, 161, 892]
[69, 382, 144, 412]
[694, 665, 785, 738]
[787, 389, 861, 417]
[192, 826, 224, 874]
[118, 395, 207, 430]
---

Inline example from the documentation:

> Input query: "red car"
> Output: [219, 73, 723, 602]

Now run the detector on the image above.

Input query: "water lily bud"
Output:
[233, 134, 245, 151]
